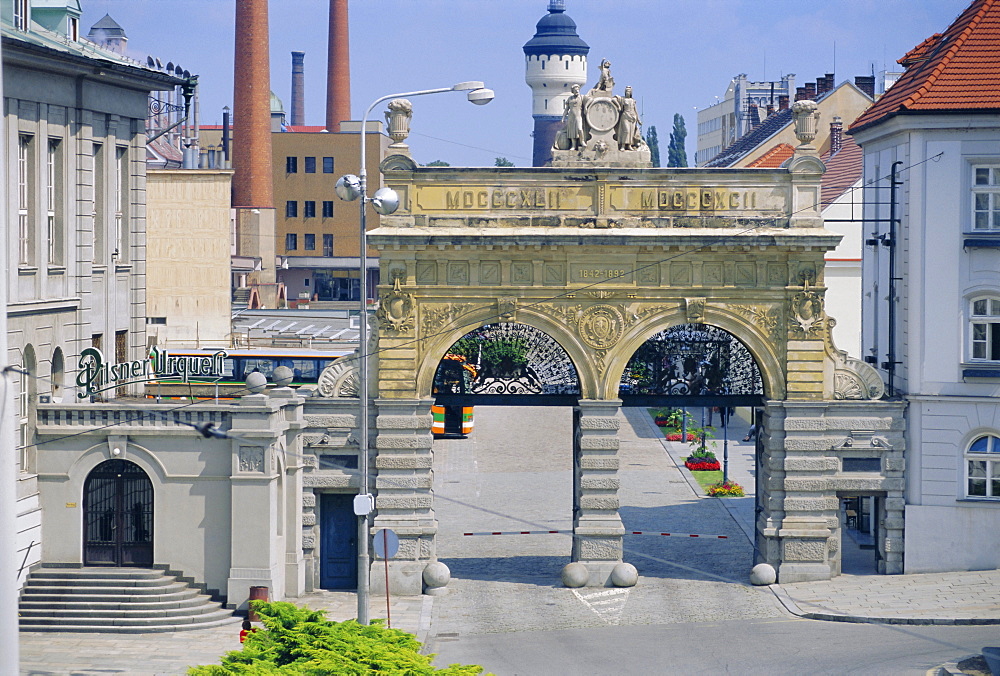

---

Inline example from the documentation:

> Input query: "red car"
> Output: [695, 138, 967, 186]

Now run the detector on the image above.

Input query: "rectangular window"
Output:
[17, 135, 32, 265]
[323, 157, 334, 173]
[92, 142, 105, 264]
[972, 165, 1000, 230]
[286, 156, 298, 173]
[323, 234, 333, 257]
[304, 233, 316, 250]
[970, 297, 1000, 361]
[304, 200, 316, 218]
[47, 139, 63, 265]
[285, 233, 298, 251]
[967, 435, 1000, 498]
[304, 156, 316, 173]
[285, 201, 298, 218]
[114, 146, 128, 262]
[68, 16, 78, 41]
[322, 200, 334, 217]
[13, 0, 29, 30]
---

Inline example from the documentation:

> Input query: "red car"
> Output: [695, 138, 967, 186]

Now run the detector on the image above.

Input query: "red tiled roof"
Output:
[285, 125, 328, 133]
[820, 135, 863, 206]
[746, 143, 795, 168]
[850, 0, 1000, 132]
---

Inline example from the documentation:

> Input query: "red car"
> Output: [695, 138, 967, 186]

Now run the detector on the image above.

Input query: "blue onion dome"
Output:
[523, 0, 589, 57]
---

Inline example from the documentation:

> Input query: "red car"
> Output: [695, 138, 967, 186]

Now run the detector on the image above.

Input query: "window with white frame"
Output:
[114, 146, 127, 261]
[970, 297, 1000, 361]
[966, 434, 1000, 498]
[18, 135, 32, 265]
[972, 165, 1000, 230]
[47, 138, 63, 265]
[13, 0, 29, 31]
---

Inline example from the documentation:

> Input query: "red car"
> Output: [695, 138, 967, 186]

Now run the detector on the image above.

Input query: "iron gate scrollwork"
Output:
[83, 459, 154, 567]
[434, 323, 580, 396]
[619, 323, 763, 397]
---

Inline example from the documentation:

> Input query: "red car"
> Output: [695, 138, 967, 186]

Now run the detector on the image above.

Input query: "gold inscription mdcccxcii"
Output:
[637, 189, 758, 211]
[444, 188, 561, 210]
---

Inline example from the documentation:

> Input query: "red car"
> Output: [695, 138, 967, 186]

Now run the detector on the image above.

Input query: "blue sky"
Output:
[83, 0, 965, 166]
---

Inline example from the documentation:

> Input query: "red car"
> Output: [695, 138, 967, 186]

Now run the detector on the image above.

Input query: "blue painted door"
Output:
[320, 493, 358, 589]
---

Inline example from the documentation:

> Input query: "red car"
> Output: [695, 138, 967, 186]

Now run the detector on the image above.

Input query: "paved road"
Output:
[428, 406, 997, 675]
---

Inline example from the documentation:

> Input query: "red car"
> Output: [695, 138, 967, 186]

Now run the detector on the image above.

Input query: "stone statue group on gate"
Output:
[552, 59, 650, 167]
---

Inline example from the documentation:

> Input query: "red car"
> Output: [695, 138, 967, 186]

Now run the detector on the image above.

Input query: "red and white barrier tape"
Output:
[461, 530, 727, 539]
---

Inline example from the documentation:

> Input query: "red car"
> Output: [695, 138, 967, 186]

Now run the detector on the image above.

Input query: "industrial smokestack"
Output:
[291, 51, 305, 127]
[325, 0, 350, 132]
[232, 0, 273, 209]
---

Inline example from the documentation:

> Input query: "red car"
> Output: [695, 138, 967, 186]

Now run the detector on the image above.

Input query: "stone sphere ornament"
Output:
[610, 562, 638, 587]
[245, 371, 268, 394]
[272, 366, 294, 387]
[423, 560, 451, 596]
[561, 562, 589, 588]
[750, 563, 777, 586]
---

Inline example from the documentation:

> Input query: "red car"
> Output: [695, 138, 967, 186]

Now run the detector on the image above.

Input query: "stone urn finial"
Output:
[384, 98, 413, 153]
[791, 99, 820, 151]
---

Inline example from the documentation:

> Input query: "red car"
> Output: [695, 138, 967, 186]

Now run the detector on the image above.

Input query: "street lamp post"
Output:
[336, 81, 493, 625]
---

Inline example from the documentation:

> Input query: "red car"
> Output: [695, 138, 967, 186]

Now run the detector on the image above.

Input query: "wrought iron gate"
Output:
[83, 459, 153, 566]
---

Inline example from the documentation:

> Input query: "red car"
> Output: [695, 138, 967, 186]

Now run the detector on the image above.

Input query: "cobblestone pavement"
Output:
[426, 405, 784, 650]
[19, 590, 430, 675]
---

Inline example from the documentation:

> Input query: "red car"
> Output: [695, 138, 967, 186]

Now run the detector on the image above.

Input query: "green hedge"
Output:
[188, 601, 485, 675]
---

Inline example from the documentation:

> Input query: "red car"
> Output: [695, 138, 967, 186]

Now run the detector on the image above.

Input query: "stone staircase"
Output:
[19, 566, 238, 633]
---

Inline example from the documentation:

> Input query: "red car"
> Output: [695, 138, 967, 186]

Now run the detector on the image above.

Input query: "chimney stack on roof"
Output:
[795, 87, 807, 101]
[325, 0, 350, 133]
[291, 51, 305, 127]
[854, 75, 875, 99]
[232, 0, 274, 209]
[766, 104, 775, 118]
[804, 82, 817, 99]
[830, 116, 843, 156]
[778, 94, 790, 111]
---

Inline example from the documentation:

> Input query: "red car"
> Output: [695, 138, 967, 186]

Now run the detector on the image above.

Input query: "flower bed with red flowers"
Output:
[665, 432, 698, 442]
[707, 480, 745, 497]
[685, 458, 721, 471]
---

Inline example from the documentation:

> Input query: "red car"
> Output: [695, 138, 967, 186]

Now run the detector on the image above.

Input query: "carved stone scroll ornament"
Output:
[419, 303, 475, 338]
[238, 445, 265, 472]
[317, 353, 360, 398]
[376, 274, 414, 333]
[833, 357, 885, 400]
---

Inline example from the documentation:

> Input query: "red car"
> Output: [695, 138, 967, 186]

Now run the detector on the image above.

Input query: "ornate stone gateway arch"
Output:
[360, 108, 901, 593]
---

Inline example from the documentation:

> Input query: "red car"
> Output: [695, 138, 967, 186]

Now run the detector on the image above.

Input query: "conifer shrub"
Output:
[188, 601, 485, 675]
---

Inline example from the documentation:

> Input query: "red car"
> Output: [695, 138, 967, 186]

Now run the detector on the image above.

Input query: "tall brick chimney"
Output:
[232, 0, 277, 308]
[291, 51, 305, 127]
[232, 0, 274, 209]
[326, 0, 350, 132]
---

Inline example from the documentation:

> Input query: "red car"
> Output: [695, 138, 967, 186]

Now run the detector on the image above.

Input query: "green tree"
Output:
[644, 125, 660, 168]
[425, 160, 451, 167]
[667, 113, 688, 168]
[494, 157, 515, 167]
[188, 601, 484, 675]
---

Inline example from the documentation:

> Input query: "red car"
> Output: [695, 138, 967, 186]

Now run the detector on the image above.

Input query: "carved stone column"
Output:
[570, 399, 625, 586]
[370, 398, 437, 595]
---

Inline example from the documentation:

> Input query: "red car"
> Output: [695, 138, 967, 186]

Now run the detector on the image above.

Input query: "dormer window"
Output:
[68, 16, 79, 41]
[13, 0, 29, 31]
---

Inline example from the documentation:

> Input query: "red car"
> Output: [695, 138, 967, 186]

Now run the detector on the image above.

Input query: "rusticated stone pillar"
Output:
[757, 400, 906, 582]
[370, 398, 436, 595]
[571, 399, 624, 586]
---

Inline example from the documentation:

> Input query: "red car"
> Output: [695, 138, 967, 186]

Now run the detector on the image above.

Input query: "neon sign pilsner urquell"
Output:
[76, 347, 228, 398]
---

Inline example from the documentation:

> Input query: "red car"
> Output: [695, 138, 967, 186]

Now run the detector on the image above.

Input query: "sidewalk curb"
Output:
[637, 410, 706, 498]
[769, 584, 1000, 625]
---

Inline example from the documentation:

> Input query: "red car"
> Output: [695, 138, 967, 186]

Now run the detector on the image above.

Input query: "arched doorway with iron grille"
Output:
[83, 459, 154, 567]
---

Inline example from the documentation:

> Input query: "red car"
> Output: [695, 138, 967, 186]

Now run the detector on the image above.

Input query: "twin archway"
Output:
[425, 312, 774, 407]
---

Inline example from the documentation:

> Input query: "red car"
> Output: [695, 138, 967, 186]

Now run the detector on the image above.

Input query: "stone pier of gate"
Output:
[340, 106, 900, 593]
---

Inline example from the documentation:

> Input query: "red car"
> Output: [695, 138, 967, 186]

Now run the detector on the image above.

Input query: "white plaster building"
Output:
[3, 1, 181, 585]
[849, 0, 1000, 573]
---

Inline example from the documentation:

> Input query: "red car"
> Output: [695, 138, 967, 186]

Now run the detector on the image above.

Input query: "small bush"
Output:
[685, 459, 721, 471]
[188, 601, 485, 675]
[665, 432, 698, 441]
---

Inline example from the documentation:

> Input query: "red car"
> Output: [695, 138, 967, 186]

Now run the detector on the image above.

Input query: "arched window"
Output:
[966, 434, 1000, 498]
[970, 297, 1000, 361]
